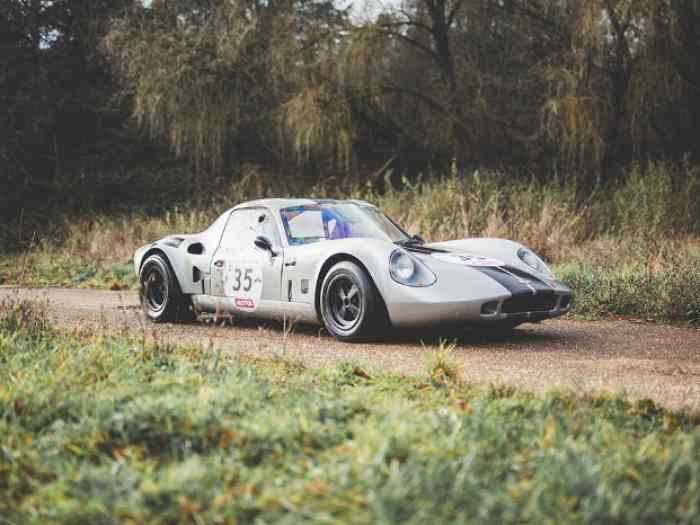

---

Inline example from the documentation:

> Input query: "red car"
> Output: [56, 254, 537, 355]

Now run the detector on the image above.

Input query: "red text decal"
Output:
[234, 298, 255, 310]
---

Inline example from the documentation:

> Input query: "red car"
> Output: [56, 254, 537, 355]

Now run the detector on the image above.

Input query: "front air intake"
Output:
[502, 293, 557, 314]
[560, 295, 571, 309]
[481, 301, 499, 315]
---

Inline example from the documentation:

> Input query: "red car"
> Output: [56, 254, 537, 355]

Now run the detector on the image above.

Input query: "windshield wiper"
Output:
[396, 235, 425, 246]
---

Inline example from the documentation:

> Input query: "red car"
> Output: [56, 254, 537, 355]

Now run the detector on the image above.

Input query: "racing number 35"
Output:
[232, 268, 253, 292]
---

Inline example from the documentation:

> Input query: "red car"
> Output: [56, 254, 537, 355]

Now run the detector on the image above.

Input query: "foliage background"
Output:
[3, 0, 700, 248]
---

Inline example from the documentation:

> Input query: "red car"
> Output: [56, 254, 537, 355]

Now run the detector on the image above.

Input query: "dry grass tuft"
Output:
[0, 294, 51, 339]
[427, 340, 462, 386]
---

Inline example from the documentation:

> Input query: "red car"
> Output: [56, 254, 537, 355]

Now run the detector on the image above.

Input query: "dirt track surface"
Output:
[3, 287, 700, 409]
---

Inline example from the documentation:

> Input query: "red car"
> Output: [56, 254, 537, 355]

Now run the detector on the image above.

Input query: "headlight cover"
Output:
[518, 247, 555, 279]
[389, 249, 437, 287]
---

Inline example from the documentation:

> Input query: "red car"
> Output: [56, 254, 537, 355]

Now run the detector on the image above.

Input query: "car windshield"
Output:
[280, 203, 410, 245]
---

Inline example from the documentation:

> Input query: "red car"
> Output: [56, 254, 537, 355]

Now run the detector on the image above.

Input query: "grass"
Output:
[2, 298, 700, 524]
[1, 162, 699, 323]
[0, 254, 135, 290]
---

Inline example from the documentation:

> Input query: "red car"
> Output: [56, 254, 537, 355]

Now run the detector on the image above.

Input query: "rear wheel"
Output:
[320, 261, 384, 342]
[139, 254, 192, 322]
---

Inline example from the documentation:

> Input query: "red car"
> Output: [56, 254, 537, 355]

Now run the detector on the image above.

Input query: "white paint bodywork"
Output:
[134, 198, 572, 328]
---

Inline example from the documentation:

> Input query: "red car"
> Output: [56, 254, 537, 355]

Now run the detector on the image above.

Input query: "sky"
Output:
[139, 0, 393, 23]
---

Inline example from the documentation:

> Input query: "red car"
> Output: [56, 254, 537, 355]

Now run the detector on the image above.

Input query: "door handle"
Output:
[284, 261, 296, 267]
[213, 260, 224, 268]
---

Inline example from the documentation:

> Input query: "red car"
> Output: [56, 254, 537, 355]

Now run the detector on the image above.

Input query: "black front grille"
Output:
[502, 293, 557, 314]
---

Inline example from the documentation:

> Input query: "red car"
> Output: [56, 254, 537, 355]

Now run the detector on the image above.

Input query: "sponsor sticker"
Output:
[234, 297, 256, 311]
[432, 253, 505, 268]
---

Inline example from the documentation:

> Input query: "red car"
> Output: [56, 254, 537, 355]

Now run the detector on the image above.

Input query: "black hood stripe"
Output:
[473, 265, 555, 298]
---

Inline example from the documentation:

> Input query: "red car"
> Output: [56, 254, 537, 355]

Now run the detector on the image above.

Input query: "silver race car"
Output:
[134, 198, 572, 341]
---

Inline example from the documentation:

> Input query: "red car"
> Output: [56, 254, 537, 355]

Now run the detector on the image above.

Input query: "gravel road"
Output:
[3, 287, 700, 409]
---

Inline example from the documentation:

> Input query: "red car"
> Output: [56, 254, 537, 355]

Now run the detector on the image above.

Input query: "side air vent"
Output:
[187, 243, 204, 255]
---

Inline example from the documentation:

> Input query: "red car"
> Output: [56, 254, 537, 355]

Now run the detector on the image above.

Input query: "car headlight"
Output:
[389, 249, 437, 287]
[518, 247, 555, 279]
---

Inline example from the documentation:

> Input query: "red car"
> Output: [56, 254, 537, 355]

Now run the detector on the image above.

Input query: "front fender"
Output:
[305, 239, 396, 315]
[304, 239, 512, 326]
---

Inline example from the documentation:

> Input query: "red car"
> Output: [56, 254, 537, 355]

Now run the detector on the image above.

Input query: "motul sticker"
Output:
[234, 297, 256, 311]
[432, 253, 505, 267]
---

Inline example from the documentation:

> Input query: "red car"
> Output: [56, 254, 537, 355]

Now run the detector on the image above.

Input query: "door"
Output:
[210, 207, 283, 312]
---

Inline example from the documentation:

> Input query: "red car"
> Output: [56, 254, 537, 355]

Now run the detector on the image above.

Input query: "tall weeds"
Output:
[11, 161, 699, 265]
[2, 162, 699, 322]
[0, 296, 50, 340]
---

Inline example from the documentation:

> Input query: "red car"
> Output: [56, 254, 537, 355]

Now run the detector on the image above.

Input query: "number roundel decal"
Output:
[223, 261, 263, 312]
[432, 253, 505, 268]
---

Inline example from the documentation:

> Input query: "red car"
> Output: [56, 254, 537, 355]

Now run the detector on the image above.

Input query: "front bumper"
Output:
[386, 288, 573, 328]
[478, 290, 572, 323]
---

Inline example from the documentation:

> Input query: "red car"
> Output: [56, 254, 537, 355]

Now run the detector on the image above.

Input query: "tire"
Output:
[320, 261, 384, 342]
[139, 254, 192, 323]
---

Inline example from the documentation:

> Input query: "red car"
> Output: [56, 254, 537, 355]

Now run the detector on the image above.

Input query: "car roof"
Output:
[231, 198, 376, 213]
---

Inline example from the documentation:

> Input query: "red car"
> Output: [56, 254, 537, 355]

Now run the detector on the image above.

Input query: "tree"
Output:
[105, 0, 350, 179]
[540, 0, 700, 184]
[329, 0, 570, 172]
[0, 0, 143, 241]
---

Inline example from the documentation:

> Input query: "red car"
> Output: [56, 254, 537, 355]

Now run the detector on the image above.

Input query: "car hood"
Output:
[417, 240, 569, 300]
[407, 238, 565, 288]
[426, 238, 522, 265]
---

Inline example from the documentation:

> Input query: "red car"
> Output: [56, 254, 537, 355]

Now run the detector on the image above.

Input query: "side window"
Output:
[218, 208, 280, 257]
[255, 210, 281, 246]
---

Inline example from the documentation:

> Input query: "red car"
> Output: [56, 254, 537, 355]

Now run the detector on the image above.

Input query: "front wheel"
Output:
[139, 254, 192, 322]
[320, 261, 385, 342]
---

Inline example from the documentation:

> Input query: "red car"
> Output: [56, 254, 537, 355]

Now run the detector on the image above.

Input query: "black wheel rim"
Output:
[327, 274, 362, 331]
[144, 267, 167, 313]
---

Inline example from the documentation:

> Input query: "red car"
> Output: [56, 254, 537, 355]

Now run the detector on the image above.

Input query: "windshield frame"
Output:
[279, 203, 411, 246]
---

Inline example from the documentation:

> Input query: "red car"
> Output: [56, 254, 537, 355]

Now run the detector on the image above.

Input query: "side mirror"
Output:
[254, 235, 277, 256]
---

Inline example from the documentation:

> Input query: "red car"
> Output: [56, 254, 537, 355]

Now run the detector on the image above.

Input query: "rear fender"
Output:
[134, 235, 212, 295]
